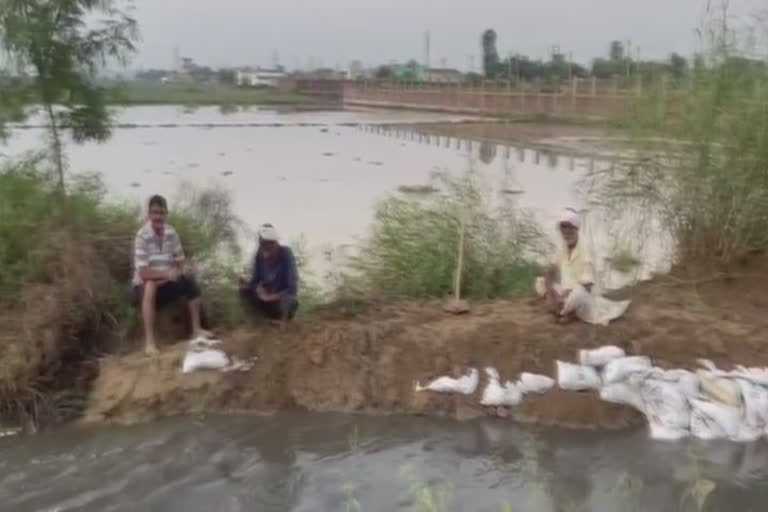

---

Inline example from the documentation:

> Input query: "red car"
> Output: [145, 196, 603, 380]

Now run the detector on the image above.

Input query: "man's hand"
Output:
[256, 284, 279, 303]
[167, 267, 182, 282]
[237, 276, 249, 291]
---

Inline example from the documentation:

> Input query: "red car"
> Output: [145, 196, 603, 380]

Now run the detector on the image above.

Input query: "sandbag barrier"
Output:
[415, 346, 768, 442]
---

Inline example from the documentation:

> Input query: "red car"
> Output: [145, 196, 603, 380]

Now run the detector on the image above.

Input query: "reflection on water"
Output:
[4, 106, 669, 290]
[0, 413, 766, 512]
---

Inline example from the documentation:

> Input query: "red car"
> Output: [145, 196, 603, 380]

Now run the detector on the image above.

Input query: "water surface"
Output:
[0, 413, 766, 512]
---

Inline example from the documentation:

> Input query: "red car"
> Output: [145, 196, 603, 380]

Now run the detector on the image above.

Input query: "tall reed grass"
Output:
[586, 11, 768, 268]
[351, 171, 545, 300]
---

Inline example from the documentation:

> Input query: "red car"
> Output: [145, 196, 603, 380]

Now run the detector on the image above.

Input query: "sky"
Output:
[128, 0, 766, 71]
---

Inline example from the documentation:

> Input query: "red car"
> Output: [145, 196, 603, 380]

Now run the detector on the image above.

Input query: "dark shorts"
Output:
[239, 289, 298, 320]
[132, 276, 201, 308]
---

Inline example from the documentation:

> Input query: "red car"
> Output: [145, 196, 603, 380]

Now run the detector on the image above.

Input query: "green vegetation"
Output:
[588, 9, 768, 267]
[351, 171, 544, 300]
[0, 160, 255, 423]
[107, 83, 313, 107]
[0, 0, 138, 189]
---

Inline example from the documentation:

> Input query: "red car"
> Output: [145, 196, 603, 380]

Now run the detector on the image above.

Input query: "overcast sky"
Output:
[129, 0, 765, 71]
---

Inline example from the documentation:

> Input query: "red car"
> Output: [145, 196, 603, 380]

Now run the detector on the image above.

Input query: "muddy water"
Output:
[5, 106, 669, 290]
[0, 413, 766, 512]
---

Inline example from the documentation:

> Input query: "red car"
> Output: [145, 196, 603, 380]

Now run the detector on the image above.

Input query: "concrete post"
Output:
[591, 76, 597, 96]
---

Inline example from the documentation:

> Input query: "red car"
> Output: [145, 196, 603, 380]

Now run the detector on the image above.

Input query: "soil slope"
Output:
[83, 265, 768, 429]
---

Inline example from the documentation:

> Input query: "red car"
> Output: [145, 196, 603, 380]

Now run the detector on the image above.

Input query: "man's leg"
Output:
[140, 281, 159, 355]
[177, 275, 207, 337]
[279, 295, 299, 321]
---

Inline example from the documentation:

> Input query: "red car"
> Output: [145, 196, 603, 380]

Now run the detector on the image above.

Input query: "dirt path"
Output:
[83, 264, 768, 430]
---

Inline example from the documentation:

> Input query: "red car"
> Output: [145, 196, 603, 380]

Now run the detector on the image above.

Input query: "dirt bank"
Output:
[84, 263, 768, 429]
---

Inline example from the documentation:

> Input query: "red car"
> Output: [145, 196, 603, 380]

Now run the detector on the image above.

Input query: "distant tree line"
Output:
[481, 29, 704, 83]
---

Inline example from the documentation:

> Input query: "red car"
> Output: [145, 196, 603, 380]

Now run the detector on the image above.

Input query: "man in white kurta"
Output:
[535, 210, 630, 325]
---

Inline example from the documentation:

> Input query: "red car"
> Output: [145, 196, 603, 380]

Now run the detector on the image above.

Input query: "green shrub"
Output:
[352, 171, 544, 300]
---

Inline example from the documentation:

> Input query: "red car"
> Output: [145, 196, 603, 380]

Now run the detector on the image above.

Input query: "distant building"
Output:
[423, 68, 464, 83]
[347, 60, 364, 80]
[180, 57, 196, 74]
[236, 67, 286, 87]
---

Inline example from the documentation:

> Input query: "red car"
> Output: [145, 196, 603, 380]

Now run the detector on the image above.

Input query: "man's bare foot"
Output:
[145, 342, 159, 356]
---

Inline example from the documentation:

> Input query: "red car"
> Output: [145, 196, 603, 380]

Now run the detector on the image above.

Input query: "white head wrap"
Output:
[258, 223, 280, 242]
[558, 209, 581, 230]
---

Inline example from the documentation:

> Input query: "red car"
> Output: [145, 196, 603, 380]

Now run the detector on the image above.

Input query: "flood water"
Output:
[1, 413, 767, 511]
[5, 106, 669, 290]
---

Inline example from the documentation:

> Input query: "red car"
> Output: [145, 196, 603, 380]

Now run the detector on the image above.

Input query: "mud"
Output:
[83, 263, 768, 430]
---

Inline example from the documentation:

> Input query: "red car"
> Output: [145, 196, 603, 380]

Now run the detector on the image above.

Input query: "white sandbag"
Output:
[665, 370, 700, 398]
[556, 361, 602, 391]
[732, 423, 763, 443]
[480, 368, 522, 406]
[602, 356, 652, 385]
[188, 336, 223, 351]
[415, 368, 479, 395]
[698, 372, 742, 407]
[578, 345, 626, 367]
[560, 284, 590, 316]
[641, 379, 690, 440]
[731, 366, 768, 387]
[517, 372, 555, 394]
[697, 359, 718, 372]
[689, 398, 742, 439]
[182, 348, 230, 374]
[599, 382, 645, 412]
[690, 403, 727, 440]
[736, 379, 768, 428]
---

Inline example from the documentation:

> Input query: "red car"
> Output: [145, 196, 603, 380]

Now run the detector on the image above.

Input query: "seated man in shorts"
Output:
[238, 224, 299, 322]
[133, 195, 209, 355]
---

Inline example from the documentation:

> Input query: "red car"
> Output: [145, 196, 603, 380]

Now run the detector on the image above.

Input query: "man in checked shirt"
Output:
[132, 195, 210, 355]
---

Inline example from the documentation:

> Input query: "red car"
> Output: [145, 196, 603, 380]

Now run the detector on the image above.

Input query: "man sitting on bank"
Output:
[239, 224, 299, 321]
[133, 195, 209, 355]
[535, 209, 630, 325]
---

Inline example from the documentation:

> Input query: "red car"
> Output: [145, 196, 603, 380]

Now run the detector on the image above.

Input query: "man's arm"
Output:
[135, 234, 174, 282]
[282, 248, 299, 298]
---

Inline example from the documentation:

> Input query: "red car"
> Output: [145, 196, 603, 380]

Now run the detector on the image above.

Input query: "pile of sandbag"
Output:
[414, 344, 768, 443]
[557, 346, 768, 442]
[414, 367, 555, 406]
[181, 336, 258, 374]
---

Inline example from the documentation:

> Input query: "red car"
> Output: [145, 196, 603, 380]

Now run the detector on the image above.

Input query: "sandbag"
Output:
[602, 356, 652, 385]
[182, 348, 230, 374]
[698, 372, 742, 407]
[556, 361, 602, 391]
[517, 372, 555, 394]
[689, 398, 742, 439]
[415, 368, 479, 395]
[599, 382, 645, 412]
[690, 403, 727, 440]
[560, 284, 590, 316]
[736, 379, 768, 429]
[578, 345, 626, 367]
[641, 379, 690, 440]
[480, 368, 522, 406]
[663, 369, 699, 398]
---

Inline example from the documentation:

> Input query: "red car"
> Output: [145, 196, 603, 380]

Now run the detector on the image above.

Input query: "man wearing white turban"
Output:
[535, 209, 630, 325]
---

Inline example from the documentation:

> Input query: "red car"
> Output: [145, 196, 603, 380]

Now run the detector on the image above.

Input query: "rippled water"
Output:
[1, 413, 767, 512]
